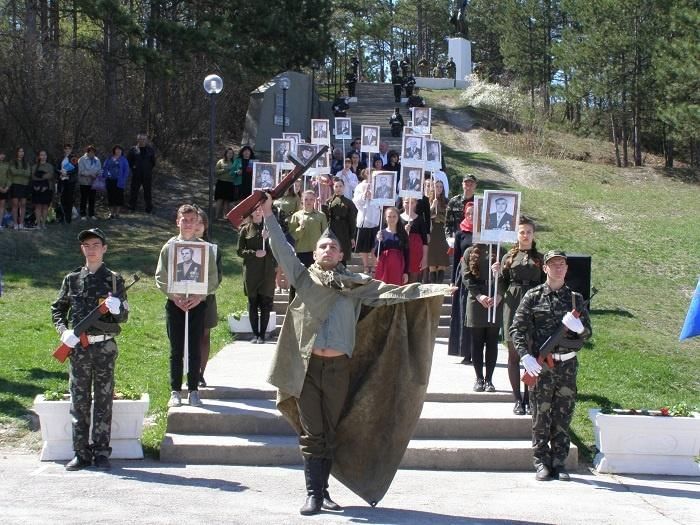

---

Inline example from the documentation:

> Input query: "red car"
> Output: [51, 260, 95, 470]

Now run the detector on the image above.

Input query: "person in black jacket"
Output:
[127, 133, 156, 214]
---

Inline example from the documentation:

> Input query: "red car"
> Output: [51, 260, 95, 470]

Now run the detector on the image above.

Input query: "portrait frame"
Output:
[271, 138, 293, 170]
[370, 170, 397, 206]
[425, 139, 442, 171]
[315, 150, 331, 175]
[471, 195, 484, 244]
[480, 190, 521, 244]
[297, 143, 318, 176]
[412, 107, 431, 134]
[310, 119, 330, 145]
[282, 132, 301, 151]
[334, 117, 352, 140]
[360, 125, 380, 153]
[167, 240, 209, 295]
[252, 162, 278, 190]
[401, 134, 425, 167]
[399, 165, 424, 199]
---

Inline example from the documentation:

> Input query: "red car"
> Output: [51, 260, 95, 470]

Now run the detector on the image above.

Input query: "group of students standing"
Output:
[0, 136, 155, 230]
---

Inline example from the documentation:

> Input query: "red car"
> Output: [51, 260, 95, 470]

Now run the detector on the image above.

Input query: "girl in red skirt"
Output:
[374, 207, 409, 285]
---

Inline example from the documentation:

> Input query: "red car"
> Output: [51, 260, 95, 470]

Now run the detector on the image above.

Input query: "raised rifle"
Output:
[226, 145, 329, 229]
[522, 287, 598, 387]
[52, 274, 140, 363]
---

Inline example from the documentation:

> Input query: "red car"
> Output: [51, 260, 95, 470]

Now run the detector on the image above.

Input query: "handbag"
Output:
[91, 173, 107, 192]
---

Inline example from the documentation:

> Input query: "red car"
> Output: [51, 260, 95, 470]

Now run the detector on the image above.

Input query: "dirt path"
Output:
[433, 106, 554, 190]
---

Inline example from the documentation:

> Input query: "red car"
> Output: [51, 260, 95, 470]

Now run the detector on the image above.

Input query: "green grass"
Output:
[425, 89, 700, 460]
[0, 215, 247, 455]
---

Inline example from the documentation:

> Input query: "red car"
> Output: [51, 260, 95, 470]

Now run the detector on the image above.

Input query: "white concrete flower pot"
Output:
[227, 312, 276, 334]
[589, 409, 700, 476]
[33, 394, 150, 461]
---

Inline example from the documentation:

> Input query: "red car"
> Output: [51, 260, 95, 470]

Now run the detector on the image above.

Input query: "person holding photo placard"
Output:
[401, 197, 429, 283]
[353, 169, 381, 275]
[374, 207, 409, 285]
[155, 204, 221, 408]
[463, 243, 502, 393]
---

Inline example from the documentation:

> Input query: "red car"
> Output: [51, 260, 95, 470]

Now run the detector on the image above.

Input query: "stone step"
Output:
[166, 400, 531, 440]
[161, 433, 577, 471]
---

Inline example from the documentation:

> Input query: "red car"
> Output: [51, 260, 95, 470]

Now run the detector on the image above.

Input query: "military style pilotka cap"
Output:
[463, 173, 477, 182]
[543, 250, 567, 264]
[78, 228, 107, 244]
[319, 227, 340, 244]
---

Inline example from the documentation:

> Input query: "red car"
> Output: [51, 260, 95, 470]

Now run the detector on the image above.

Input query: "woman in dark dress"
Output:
[427, 179, 450, 282]
[463, 242, 502, 392]
[448, 202, 474, 362]
[497, 216, 544, 414]
[237, 206, 277, 343]
[31, 150, 54, 229]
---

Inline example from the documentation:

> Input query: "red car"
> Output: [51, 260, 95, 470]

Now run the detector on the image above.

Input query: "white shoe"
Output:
[188, 391, 202, 407]
[167, 391, 181, 407]
[80, 216, 87, 221]
[90, 216, 97, 220]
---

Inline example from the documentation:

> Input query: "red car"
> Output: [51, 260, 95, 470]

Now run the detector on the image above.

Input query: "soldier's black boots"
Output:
[299, 457, 324, 515]
[321, 458, 342, 511]
[535, 464, 552, 481]
[94, 455, 111, 470]
[65, 456, 91, 471]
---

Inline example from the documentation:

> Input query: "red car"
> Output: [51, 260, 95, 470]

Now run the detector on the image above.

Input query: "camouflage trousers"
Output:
[530, 358, 577, 469]
[69, 338, 118, 460]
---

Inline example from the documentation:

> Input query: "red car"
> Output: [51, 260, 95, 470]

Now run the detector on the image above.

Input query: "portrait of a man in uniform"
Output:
[271, 139, 292, 164]
[253, 162, 278, 190]
[175, 246, 202, 282]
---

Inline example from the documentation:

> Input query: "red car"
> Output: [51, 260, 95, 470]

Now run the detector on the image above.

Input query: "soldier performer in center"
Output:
[510, 250, 592, 482]
[260, 194, 451, 515]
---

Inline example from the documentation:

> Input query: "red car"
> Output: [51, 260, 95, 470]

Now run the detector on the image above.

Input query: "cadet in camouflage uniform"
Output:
[51, 228, 128, 471]
[509, 250, 591, 481]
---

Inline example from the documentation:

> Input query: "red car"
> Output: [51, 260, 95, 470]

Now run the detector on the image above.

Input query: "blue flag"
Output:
[679, 278, 700, 340]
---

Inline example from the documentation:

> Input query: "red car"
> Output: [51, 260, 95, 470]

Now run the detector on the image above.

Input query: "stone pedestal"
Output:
[448, 37, 472, 81]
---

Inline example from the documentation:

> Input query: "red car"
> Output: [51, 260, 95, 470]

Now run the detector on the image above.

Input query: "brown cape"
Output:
[275, 293, 443, 505]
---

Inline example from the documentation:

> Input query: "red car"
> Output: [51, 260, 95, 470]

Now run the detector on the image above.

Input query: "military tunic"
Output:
[51, 263, 128, 461]
[498, 250, 544, 341]
[237, 220, 276, 298]
[322, 194, 357, 265]
[509, 283, 592, 470]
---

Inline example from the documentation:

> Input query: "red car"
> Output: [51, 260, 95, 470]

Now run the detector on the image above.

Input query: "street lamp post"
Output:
[280, 77, 290, 133]
[203, 74, 223, 239]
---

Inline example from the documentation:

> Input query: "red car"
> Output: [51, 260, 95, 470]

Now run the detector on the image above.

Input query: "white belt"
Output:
[87, 334, 113, 343]
[551, 352, 577, 362]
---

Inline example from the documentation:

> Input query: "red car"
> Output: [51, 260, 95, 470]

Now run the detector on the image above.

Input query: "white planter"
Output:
[227, 312, 276, 334]
[33, 394, 150, 461]
[589, 409, 700, 476]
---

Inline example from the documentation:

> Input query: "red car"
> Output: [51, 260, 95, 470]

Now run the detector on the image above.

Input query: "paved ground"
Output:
[1, 453, 698, 525]
[6, 338, 698, 524]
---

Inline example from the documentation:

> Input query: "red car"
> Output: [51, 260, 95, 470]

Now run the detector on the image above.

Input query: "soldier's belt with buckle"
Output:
[551, 351, 577, 362]
[87, 334, 114, 343]
[511, 280, 532, 287]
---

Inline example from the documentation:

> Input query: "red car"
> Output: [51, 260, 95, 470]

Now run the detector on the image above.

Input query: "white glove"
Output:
[562, 312, 584, 334]
[105, 295, 121, 315]
[61, 330, 80, 348]
[521, 354, 542, 376]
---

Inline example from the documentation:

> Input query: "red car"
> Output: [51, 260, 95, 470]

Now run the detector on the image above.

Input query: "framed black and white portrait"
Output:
[371, 170, 397, 206]
[311, 119, 330, 145]
[401, 134, 425, 167]
[316, 150, 330, 175]
[282, 132, 301, 151]
[334, 117, 352, 140]
[297, 143, 318, 174]
[425, 140, 441, 171]
[412, 107, 431, 134]
[480, 190, 521, 244]
[271, 138, 293, 170]
[399, 166, 424, 199]
[252, 162, 278, 190]
[360, 125, 380, 153]
[167, 240, 209, 295]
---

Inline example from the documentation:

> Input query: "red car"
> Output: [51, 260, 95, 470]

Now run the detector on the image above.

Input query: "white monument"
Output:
[415, 37, 472, 90]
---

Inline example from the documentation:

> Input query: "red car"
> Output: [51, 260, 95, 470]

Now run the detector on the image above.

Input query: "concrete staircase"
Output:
[160, 254, 577, 471]
[348, 82, 405, 153]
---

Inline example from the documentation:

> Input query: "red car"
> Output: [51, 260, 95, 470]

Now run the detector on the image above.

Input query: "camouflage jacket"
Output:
[509, 283, 591, 358]
[445, 193, 474, 236]
[51, 263, 128, 336]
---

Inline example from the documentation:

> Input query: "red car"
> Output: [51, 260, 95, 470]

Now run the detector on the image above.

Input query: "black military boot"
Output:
[299, 457, 324, 516]
[321, 458, 342, 511]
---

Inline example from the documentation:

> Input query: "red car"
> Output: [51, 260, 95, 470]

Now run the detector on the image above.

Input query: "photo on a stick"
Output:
[480, 190, 521, 244]
[311, 119, 330, 145]
[399, 165, 424, 199]
[252, 162, 278, 190]
[360, 125, 380, 153]
[167, 240, 209, 295]
[401, 134, 425, 167]
[271, 138, 293, 170]
[334, 118, 352, 140]
[371, 170, 397, 206]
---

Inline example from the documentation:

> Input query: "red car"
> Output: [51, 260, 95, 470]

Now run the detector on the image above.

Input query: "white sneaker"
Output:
[80, 216, 87, 221]
[90, 216, 97, 220]
[188, 391, 202, 407]
[167, 391, 181, 407]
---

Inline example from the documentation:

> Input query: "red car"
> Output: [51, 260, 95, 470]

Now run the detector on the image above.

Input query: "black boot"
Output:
[321, 458, 342, 511]
[436, 269, 445, 283]
[300, 457, 324, 515]
[429, 271, 437, 283]
[248, 298, 260, 343]
[259, 296, 273, 343]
